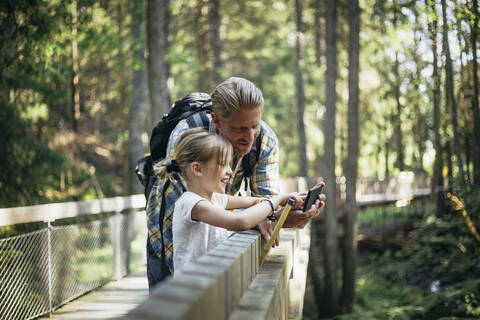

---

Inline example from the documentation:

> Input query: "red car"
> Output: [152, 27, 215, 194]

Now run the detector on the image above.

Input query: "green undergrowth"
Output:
[305, 191, 480, 320]
[335, 259, 424, 320]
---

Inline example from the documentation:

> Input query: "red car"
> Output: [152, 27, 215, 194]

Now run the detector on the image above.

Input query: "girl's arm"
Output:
[225, 195, 261, 210]
[191, 193, 297, 231]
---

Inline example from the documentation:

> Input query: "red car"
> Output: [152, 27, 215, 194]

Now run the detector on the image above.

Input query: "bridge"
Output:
[0, 176, 430, 320]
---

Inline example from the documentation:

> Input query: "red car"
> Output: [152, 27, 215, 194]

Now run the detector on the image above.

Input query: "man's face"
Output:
[212, 107, 262, 155]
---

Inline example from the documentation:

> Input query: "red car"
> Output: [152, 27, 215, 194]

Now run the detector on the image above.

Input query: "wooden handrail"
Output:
[0, 187, 431, 227]
[357, 188, 430, 208]
[123, 228, 310, 320]
[0, 194, 146, 226]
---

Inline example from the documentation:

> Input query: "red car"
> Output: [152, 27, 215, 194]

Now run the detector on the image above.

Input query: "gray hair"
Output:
[211, 77, 264, 119]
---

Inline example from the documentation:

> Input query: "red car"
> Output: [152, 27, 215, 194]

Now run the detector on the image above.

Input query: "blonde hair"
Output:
[153, 128, 233, 180]
[211, 77, 264, 119]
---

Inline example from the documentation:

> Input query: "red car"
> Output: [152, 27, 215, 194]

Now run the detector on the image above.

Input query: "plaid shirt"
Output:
[146, 115, 280, 272]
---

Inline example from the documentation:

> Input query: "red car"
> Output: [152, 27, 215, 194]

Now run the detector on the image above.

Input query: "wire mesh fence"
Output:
[0, 211, 146, 320]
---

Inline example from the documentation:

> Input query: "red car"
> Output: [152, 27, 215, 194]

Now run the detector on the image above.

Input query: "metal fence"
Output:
[0, 211, 146, 320]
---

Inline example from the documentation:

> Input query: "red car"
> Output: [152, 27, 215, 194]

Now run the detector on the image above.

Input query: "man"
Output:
[146, 77, 325, 291]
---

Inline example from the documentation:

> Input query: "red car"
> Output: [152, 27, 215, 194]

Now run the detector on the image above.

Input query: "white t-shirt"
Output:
[172, 191, 230, 275]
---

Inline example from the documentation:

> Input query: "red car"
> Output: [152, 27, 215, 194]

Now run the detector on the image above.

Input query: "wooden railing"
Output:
[122, 228, 310, 320]
[0, 194, 146, 226]
[122, 177, 311, 320]
[0, 195, 147, 320]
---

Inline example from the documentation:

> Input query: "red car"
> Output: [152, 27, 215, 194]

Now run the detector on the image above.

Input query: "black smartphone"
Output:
[302, 184, 324, 212]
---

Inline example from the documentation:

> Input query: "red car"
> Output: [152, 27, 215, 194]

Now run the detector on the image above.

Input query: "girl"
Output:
[153, 128, 299, 274]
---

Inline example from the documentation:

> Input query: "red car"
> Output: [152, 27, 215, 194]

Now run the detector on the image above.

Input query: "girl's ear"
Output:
[190, 162, 203, 177]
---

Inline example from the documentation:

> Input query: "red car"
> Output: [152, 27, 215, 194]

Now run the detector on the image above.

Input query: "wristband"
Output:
[267, 213, 277, 222]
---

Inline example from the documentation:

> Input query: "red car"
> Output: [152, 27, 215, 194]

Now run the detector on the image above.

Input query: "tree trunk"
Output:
[471, 0, 480, 186]
[446, 140, 454, 191]
[196, 0, 211, 93]
[426, 0, 444, 213]
[71, 0, 80, 132]
[295, 0, 308, 177]
[441, 0, 465, 185]
[393, 50, 404, 171]
[341, 0, 359, 312]
[129, 0, 149, 194]
[209, 0, 223, 85]
[411, 8, 427, 174]
[147, 0, 171, 127]
[313, 0, 324, 68]
[385, 136, 390, 180]
[308, 221, 324, 317]
[118, 4, 129, 195]
[323, 0, 338, 316]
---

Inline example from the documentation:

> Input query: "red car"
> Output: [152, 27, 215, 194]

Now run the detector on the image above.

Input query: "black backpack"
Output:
[135, 92, 263, 200]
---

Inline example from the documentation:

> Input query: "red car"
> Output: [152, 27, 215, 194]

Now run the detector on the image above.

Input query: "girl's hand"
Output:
[279, 192, 302, 207]
[258, 219, 279, 247]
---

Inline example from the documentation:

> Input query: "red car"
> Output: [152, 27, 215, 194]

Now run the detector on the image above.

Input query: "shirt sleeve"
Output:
[177, 192, 206, 224]
[250, 121, 280, 197]
[212, 192, 228, 209]
[166, 119, 191, 160]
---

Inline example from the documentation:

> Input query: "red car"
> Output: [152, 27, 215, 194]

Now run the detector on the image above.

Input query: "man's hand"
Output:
[258, 219, 279, 247]
[279, 182, 326, 229]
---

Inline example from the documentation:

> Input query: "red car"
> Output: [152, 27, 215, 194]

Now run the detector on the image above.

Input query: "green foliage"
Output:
[335, 263, 424, 320]
[354, 195, 480, 319]
[0, 100, 64, 207]
[1, 0, 478, 205]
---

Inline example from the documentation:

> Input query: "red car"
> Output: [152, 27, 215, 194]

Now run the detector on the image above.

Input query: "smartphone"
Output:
[302, 184, 324, 212]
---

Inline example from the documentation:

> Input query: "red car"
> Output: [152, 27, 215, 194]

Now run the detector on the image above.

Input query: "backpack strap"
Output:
[185, 109, 210, 130]
[135, 155, 150, 187]
[158, 176, 187, 274]
[242, 127, 264, 191]
[159, 179, 171, 274]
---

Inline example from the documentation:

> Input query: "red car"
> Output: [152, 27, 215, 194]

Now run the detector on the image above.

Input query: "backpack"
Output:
[135, 92, 263, 200]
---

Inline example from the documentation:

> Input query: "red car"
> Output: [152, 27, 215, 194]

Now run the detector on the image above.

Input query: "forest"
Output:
[1, 0, 479, 319]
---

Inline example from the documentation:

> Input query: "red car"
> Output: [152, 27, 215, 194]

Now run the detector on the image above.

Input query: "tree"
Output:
[295, 0, 308, 177]
[71, 0, 81, 132]
[426, 0, 445, 213]
[441, 0, 465, 186]
[428, 1, 444, 199]
[342, 0, 360, 312]
[393, 7, 405, 172]
[129, 0, 149, 194]
[323, 0, 339, 315]
[117, 2, 130, 195]
[209, 0, 224, 85]
[408, 7, 428, 174]
[313, 0, 324, 68]
[196, 0, 212, 92]
[147, 0, 171, 126]
[471, 0, 480, 186]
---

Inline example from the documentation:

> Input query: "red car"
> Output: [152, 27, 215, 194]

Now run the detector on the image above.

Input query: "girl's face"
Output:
[201, 157, 232, 194]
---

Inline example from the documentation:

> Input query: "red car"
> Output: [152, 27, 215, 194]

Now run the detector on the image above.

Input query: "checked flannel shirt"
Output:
[146, 115, 280, 273]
